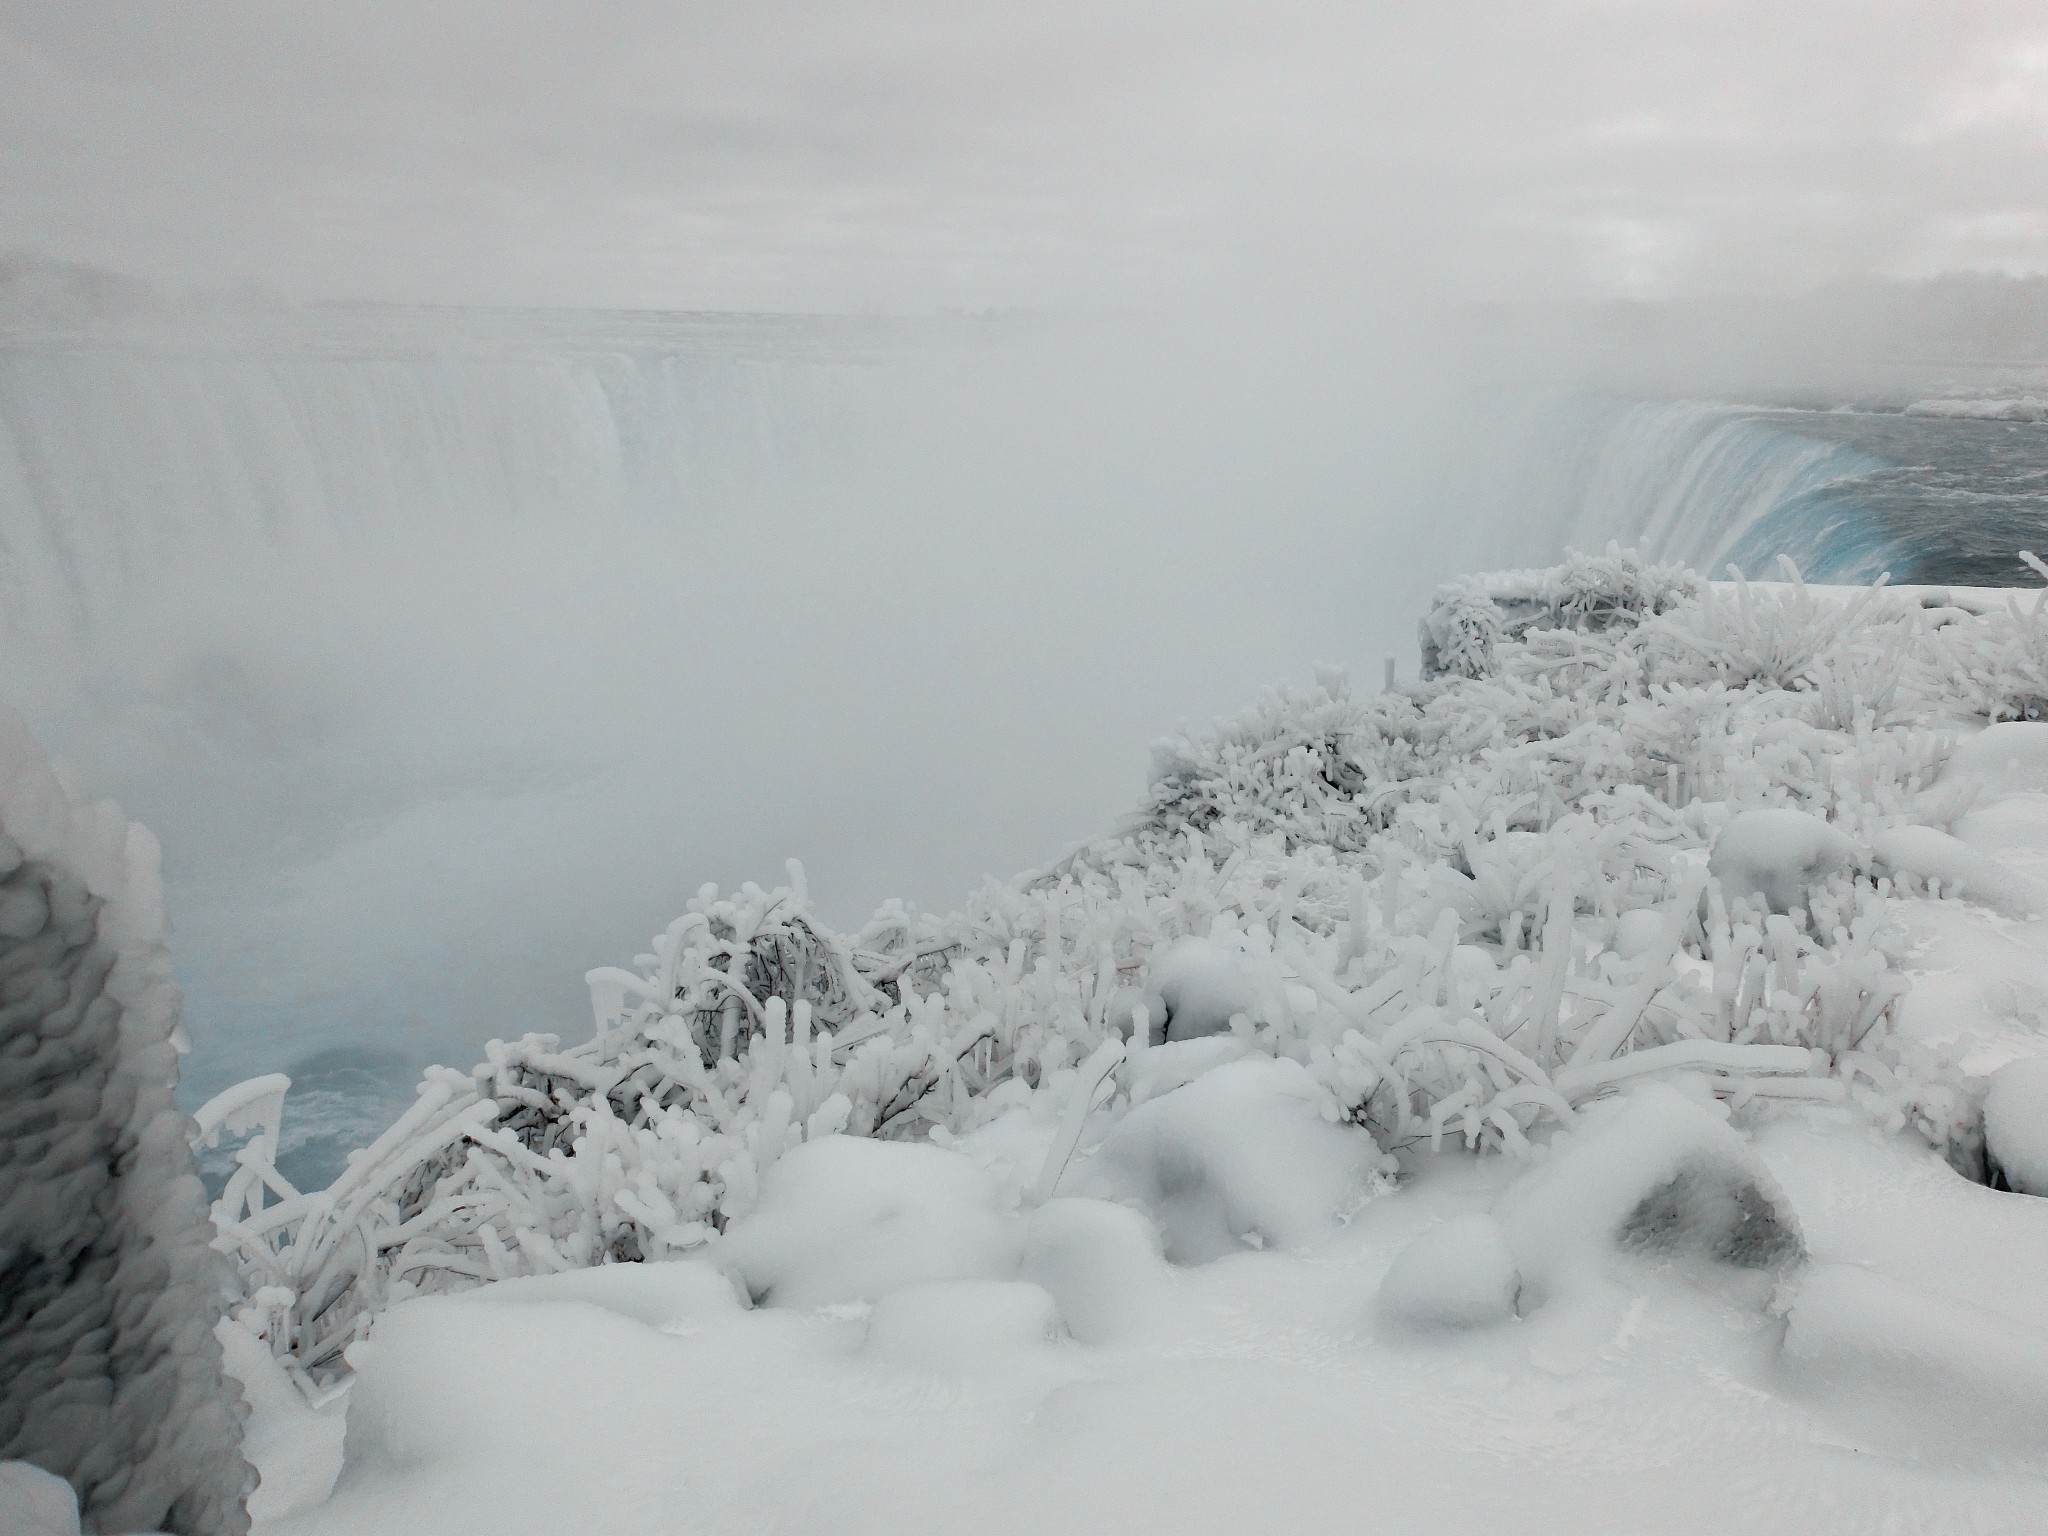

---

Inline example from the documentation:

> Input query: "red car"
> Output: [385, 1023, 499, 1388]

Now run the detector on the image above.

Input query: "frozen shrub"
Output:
[1418, 582, 1503, 680]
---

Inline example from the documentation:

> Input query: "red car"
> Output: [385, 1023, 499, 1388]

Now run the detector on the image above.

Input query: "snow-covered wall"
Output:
[0, 710, 250, 1535]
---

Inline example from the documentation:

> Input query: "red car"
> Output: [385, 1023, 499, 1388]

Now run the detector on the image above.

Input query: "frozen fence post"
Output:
[0, 710, 251, 1536]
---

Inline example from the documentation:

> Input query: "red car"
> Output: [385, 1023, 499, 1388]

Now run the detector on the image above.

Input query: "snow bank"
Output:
[0, 710, 250, 1535]
[1781, 1262, 2048, 1454]
[1082, 1057, 1381, 1263]
[713, 1135, 1021, 1308]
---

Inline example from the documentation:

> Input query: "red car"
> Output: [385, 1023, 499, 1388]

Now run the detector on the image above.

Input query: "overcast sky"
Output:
[4, 2, 2046, 311]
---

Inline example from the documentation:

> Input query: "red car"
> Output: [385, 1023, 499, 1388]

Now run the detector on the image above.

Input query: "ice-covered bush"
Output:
[215, 549, 2048, 1376]
[0, 711, 251, 1536]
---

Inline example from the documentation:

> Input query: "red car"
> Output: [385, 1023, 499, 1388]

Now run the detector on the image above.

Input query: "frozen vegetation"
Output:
[30, 546, 2048, 1531]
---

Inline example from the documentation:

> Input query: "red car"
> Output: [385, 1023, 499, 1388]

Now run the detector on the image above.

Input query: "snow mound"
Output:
[1943, 720, 2048, 796]
[1708, 808, 1860, 918]
[0, 1462, 83, 1536]
[1375, 1214, 1520, 1331]
[1017, 1198, 1176, 1345]
[1496, 1085, 1805, 1307]
[1083, 1057, 1381, 1264]
[1782, 1262, 2048, 1455]
[863, 1280, 1064, 1369]
[712, 1135, 1021, 1308]
[0, 709, 251, 1535]
[1984, 1057, 2048, 1197]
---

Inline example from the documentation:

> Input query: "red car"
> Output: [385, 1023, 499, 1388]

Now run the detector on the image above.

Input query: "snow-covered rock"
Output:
[1708, 808, 1860, 918]
[712, 1135, 1022, 1309]
[1984, 1056, 2048, 1197]
[863, 1280, 1064, 1370]
[1496, 1085, 1805, 1308]
[1375, 1214, 1521, 1331]
[1016, 1198, 1176, 1345]
[0, 710, 250, 1535]
[1082, 1057, 1381, 1264]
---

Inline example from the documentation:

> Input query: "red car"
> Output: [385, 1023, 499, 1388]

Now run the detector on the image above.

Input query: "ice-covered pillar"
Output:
[0, 712, 251, 1535]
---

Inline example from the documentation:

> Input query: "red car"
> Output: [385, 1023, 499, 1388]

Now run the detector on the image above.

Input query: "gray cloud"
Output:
[3, 1, 2045, 308]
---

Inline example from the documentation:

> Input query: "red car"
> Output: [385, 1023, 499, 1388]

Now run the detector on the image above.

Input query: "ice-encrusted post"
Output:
[0, 711, 251, 1535]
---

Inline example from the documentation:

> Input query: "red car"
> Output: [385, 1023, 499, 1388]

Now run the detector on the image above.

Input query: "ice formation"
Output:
[0, 711, 250, 1535]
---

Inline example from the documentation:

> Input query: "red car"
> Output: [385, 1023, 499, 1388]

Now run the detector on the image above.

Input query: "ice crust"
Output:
[0, 710, 249, 1535]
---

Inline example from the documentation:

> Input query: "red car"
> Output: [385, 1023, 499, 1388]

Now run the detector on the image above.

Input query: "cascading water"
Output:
[0, 306, 2009, 1184]
[1471, 394, 1901, 584]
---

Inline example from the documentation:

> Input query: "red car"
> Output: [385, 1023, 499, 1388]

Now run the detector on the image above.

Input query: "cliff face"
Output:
[0, 710, 250, 1535]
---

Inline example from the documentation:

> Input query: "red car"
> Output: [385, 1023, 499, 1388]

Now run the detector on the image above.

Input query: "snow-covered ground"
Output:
[158, 557, 2048, 1532]
[258, 1105, 2048, 1535]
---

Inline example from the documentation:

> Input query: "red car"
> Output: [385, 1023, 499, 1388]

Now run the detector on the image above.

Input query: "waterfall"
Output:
[1475, 394, 1897, 582]
[0, 308, 1908, 1182]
